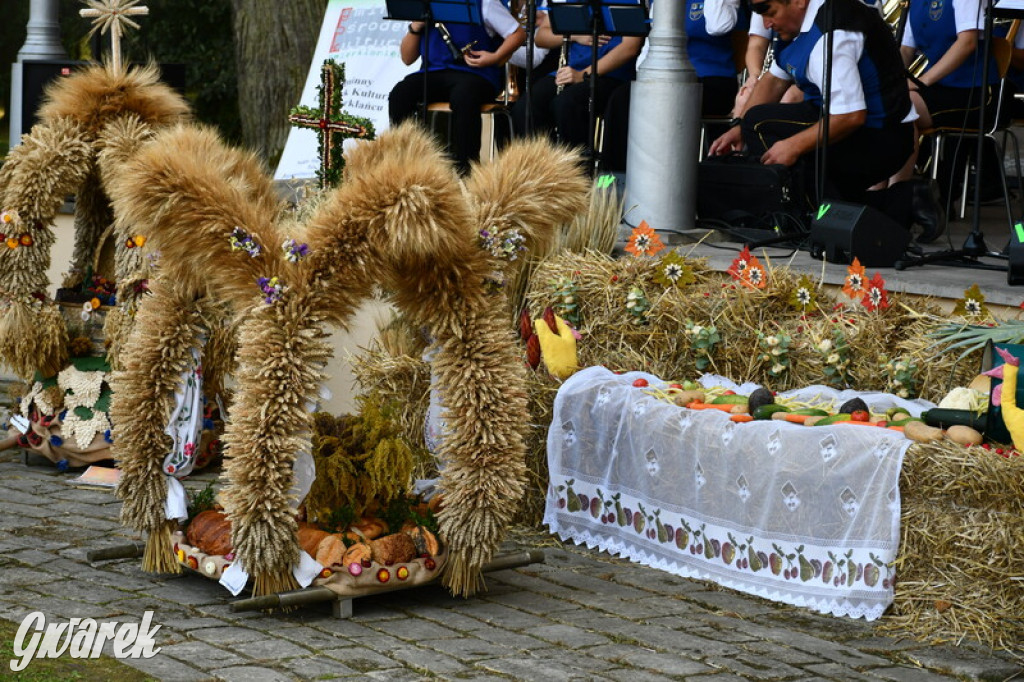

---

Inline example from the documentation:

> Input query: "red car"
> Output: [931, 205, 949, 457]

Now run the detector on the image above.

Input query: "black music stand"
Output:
[894, 0, 1012, 276]
[547, 1, 650, 170]
[386, 0, 484, 123]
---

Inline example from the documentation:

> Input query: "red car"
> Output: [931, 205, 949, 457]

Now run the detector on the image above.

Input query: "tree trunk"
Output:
[230, 0, 327, 164]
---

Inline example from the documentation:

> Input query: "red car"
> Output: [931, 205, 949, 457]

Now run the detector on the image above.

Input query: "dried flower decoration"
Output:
[229, 226, 261, 257]
[125, 234, 147, 248]
[1, 209, 19, 226]
[552, 276, 581, 327]
[282, 238, 310, 263]
[861, 272, 889, 312]
[882, 355, 919, 399]
[654, 250, 695, 288]
[789, 274, 817, 310]
[257, 276, 286, 304]
[478, 227, 526, 262]
[625, 285, 650, 324]
[842, 258, 866, 300]
[727, 245, 752, 281]
[625, 220, 665, 257]
[816, 327, 853, 387]
[952, 284, 988, 318]
[758, 331, 792, 377]
[686, 320, 720, 372]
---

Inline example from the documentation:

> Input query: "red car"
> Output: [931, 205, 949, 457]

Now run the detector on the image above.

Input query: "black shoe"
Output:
[910, 177, 946, 244]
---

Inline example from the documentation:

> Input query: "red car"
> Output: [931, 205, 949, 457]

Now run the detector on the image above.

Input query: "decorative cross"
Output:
[288, 60, 375, 188]
[80, 0, 149, 73]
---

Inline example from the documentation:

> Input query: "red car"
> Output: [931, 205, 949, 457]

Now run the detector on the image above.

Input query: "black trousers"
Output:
[742, 101, 914, 204]
[517, 74, 629, 152]
[389, 69, 498, 172]
[599, 76, 739, 173]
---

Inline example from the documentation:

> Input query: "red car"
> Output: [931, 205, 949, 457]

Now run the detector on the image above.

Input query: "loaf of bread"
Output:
[314, 533, 346, 568]
[297, 525, 330, 557]
[186, 510, 233, 556]
[370, 532, 417, 565]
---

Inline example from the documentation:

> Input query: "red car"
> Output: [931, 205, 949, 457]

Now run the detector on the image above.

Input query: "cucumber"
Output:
[752, 404, 790, 420]
[791, 407, 829, 417]
[889, 416, 922, 427]
[710, 394, 749, 405]
[813, 413, 851, 426]
[921, 408, 988, 432]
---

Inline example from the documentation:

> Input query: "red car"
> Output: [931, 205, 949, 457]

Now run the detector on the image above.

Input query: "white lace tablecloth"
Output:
[544, 366, 926, 620]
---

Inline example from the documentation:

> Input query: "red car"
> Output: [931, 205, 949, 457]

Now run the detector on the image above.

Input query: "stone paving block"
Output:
[361, 614, 463, 642]
[4, 502, 53, 518]
[275, 624, 352, 650]
[230, 637, 313, 660]
[119, 654, 213, 681]
[281, 655, 356, 679]
[804, 662, 914, 680]
[400, 604, 490, 632]
[457, 601, 553, 629]
[320, 645, 402, 672]
[714, 654, 806, 679]
[739, 639, 828, 665]
[189, 625, 271, 645]
[144, 580, 232, 606]
[527, 623, 613, 649]
[680, 589, 781, 616]
[308, 617, 381, 639]
[462, 622, 548, 650]
[526, 646, 635, 674]
[484, 589, 586, 616]
[388, 643, 470, 675]
[48, 578, 137, 604]
[362, 669, 434, 681]
[160, 640, 250, 669]
[475, 652, 612, 681]
[0, 486, 55, 506]
[584, 643, 713, 676]
[867, 665, 963, 681]
[420, 635, 518, 661]
[902, 646, 1023, 680]
[488, 569, 595, 598]
[616, 623, 741, 657]
[781, 632, 897, 667]
[208, 665, 294, 681]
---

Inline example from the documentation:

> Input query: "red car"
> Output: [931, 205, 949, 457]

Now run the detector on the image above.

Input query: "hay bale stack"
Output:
[882, 440, 1024, 651]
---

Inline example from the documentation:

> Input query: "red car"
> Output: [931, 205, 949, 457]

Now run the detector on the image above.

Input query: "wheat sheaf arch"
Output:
[106, 122, 589, 597]
[0, 63, 191, 378]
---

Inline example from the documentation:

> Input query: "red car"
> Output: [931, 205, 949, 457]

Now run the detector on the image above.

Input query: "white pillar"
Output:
[623, 1, 701, 236]
[10, 0, 68, 146]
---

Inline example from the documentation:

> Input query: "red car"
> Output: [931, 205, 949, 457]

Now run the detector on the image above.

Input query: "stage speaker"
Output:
[808, 201, 909, 267]
[1008, 221, 1024, 285]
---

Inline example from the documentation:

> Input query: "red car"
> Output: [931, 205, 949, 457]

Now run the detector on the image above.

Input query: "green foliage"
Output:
[186, 481, 216, 524]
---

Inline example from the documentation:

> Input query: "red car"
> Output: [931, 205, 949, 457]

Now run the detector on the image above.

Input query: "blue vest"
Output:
[908, 0, 996, 88]
[685, 0, 739, 79]
[421, 8, 505, 91]
[775, 0, 913, 128]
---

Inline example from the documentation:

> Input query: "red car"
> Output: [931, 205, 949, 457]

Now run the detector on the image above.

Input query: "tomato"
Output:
[850, 409, 870, 422]
[633, 378, 649, 388]
[668, 383, 683, 390]
[722, 389, 736, 395]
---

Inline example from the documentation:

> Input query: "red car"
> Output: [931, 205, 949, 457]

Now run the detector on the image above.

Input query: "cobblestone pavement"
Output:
[1, 448, 1021, 682]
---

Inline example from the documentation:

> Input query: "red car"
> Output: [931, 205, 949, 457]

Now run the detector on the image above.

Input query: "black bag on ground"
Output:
[697, 155, 805, 229]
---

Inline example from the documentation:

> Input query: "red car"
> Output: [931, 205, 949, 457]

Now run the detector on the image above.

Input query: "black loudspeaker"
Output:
[1008, 222, 1024, 285]
[808, 201, 910, 267]
[20, 60, 187, 135]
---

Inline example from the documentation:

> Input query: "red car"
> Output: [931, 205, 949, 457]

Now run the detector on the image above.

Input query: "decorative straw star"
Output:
[79, 0, 149, 73]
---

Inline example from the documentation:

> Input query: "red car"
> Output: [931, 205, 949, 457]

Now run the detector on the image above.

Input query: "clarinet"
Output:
[555, 36, 570, 94]
[434, 21, 477, 62]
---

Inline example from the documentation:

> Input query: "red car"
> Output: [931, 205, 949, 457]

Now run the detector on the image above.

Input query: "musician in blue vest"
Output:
[708, 0, 917, 205]
[600, 0, 741, 172]
[525, 8, 644, 152]
[389, 1, 525, 174]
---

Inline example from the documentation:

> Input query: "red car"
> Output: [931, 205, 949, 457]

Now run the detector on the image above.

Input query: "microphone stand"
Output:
[525, 0, 537, 134]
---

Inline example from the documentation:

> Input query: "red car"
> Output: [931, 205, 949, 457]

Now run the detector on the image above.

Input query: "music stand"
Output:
[385, 0, 484, 123]
[547, 1, 650, 170]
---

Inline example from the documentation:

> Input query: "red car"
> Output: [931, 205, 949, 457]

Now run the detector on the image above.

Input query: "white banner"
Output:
[275, 0, 416, 181]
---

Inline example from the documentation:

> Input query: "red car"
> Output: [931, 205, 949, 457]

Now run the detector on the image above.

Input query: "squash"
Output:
[903, 420, 945, 443]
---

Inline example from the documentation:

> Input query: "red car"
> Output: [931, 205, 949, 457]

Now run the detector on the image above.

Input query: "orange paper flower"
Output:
[742, 254, 768, 289]
[861, 272, 889, 311]
[624, 220, 665, 257]
[842, 258, 866, 299]
[727, 245, 752, 280]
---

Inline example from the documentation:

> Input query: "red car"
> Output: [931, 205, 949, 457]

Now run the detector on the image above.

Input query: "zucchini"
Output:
[791, 407, 829, 417]
[813, 413, 852, 426]
[710, 394, 749, 405]
[921, 408, 988, 432]
[752, 404, 790, 420]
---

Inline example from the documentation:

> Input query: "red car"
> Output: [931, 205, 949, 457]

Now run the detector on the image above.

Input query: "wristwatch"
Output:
[408, 23, 423, 35]
[728, 117, 743, 128]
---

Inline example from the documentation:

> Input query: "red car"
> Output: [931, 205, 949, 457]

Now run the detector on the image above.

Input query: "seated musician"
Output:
[601, 0, 745, 173]
[709, 0, 916, 211]
[388, 1, 525, 174]
[523, 4, 644, 154]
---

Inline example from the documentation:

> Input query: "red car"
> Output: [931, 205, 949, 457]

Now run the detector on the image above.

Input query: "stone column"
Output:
[623, 1, 701, 238]
[10, 0, 68, 146]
